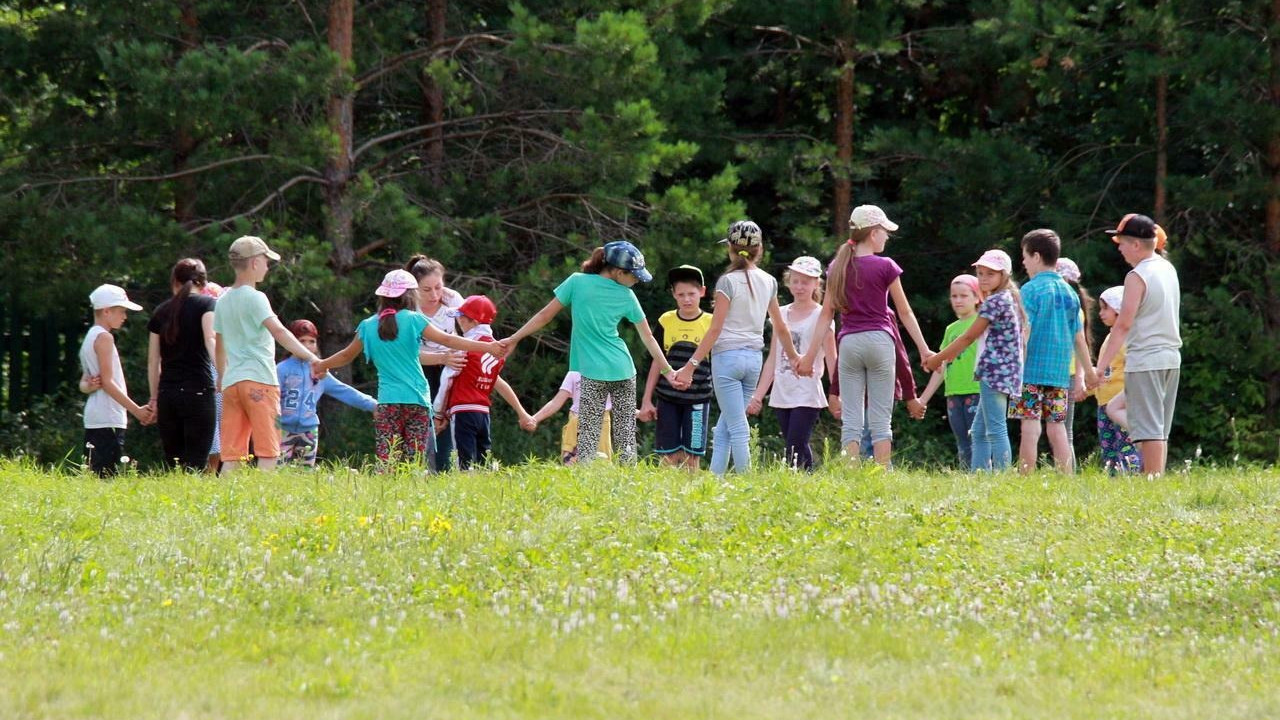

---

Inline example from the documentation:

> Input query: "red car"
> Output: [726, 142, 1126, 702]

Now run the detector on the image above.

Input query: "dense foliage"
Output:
[1, 0, 1276, 467]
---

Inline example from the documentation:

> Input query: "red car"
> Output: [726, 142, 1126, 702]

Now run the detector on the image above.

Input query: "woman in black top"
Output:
[147, 258, 218, 471]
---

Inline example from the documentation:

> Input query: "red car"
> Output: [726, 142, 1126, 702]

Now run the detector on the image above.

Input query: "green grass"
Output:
[2, 458, 1279, 718]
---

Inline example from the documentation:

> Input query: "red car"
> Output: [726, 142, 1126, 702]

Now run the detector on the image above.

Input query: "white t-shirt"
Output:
[419, 288, 464, 355]
[769, 303, 830, 409]
[79, 325, 127, 429]
[713, 267, 776, 354]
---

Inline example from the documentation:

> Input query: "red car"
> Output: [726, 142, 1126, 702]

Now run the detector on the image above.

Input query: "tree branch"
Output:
[11, 155, 315, 195]
[352, 109, 582, 161]
[356, 33, 512, 87]
[186, 174, 326, 234]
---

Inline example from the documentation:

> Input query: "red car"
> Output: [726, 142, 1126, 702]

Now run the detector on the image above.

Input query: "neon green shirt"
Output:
[943, 315, 980, 396]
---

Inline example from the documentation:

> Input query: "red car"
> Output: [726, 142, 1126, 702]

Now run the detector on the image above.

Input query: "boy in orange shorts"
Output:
[214, 235, 322, 474]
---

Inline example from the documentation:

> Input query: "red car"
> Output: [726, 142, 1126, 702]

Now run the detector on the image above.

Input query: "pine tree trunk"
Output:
[422, 0, 446, 187]
[833, 45, 855, 241]
[1154, 72, 1168, 226]
[1266, 0, 1280, 425]
[321, 0, 357, 365]
[174, 1, 200, 227]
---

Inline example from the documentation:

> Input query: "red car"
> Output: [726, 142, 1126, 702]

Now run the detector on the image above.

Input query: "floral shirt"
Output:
[975, 289, 1023, 396]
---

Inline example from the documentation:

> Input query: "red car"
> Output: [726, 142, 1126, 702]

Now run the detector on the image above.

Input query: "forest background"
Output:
[1, 0, 1277, 468]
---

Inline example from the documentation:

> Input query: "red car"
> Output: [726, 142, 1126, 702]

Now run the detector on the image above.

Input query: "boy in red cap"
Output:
[276, 319, 378, 466]
[433, 295, 531, 469]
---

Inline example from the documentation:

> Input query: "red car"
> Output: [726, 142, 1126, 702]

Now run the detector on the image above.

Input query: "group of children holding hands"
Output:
[79, 207, 1181, 478]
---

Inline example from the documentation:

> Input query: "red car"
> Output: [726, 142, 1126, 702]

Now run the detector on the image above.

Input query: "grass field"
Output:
[1, 458, 1278, 718]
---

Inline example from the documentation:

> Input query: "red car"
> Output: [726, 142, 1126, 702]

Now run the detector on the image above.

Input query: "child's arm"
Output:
[887, 279, 934, 362]
[766, 298, 801, 371]
[318, 373, 377, 412]
[528, 389, 573, 431]
[433, 365, 458, 413]
[749, 332, 779, 416]
[214, 333, 226, 392]
[493, 377, 532, 425]
[639, 357, 662, 422]
[146, 332, 162, 411]
[918, 370, 944, 407]
[1072, 328, 1097, 395]
[94, 332, 152, 424]
[313, 337, 364, 375]
[419, 348, 465, 370]
[502, 299, 564, 348]
[1093, 273, 1145, 386]
[78, 374, 102, 394]
[264, 317, 323, 364]
[798, 294, 836, 377]
[632, 319, 678, 385]
[824, 327, 841, 419]
[672, 294, 728, 389]
[424, 324, 507, 357]
[922, 317, 989, 373]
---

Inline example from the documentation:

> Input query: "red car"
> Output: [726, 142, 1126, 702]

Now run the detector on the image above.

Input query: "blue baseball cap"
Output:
[602, 241, 653, 283]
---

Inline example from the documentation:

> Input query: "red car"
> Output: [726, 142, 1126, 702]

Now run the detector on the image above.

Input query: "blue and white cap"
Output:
[602, 241, 652, 283]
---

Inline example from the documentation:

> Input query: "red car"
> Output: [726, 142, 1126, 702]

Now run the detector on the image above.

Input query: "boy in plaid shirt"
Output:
[1014, 229, 1098, 473]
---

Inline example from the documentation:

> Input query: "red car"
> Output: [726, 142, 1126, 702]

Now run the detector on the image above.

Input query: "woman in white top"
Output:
[748, 257, 839, 470]
[671, 221, 801, 475]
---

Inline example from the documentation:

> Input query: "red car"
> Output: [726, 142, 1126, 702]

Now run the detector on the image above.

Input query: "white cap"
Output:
[1099, 286, 1124, 311]
[973, 249, 1013, 274]
[787, 256, 823, 278]
[89, 284, 142, 311]
[849, 205, 899, 232]
[375, 269, 419, 298]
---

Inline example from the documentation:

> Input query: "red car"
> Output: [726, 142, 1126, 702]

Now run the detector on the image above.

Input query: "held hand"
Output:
[433, 414, 449, 434]
[919, 348, 936, 367]
[921, 353, 944, 374]
[82, 374, 103, 392]
[519, 414, 538, 432]
[638, 401, 657, 422]
[496, 338, 517, 358]
[796, 356, 815, 378]
[671, 364, 695, 391]
[1085, 367, 1101, 391]
[906, 397, 926, 420]
[746, 396, 763, 416]
[446, 350, 469, 368]
[828, 394, 842, 420]
[134, 404, 156, 426]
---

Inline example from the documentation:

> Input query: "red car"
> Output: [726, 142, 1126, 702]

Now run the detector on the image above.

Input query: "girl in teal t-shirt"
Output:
[503, 241, 679, 465]
[918, 274, 982, 468]
[314, 270, 504, 468]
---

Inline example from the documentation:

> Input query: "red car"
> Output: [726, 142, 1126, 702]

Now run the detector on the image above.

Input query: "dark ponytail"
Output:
[377, 292, 419, 341]
[580, 247, 607, 274]
[161, 258, 208, 345]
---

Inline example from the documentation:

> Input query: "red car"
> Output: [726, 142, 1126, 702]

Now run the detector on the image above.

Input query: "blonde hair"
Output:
[826, 227, 875, 314]
[986, 270, 1028, 340]
[783, 269, 823, 303]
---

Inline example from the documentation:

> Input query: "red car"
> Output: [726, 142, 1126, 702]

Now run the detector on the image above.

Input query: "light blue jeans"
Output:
[970, 381, 1011, 471]
[709, 349, 763, 475]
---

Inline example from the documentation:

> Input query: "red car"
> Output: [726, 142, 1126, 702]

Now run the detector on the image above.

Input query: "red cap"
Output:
[288, 319, 318, 339]
[452, 295, 497, 324]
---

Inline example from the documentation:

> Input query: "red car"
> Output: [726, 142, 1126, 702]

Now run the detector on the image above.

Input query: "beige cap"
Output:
[849, 205, 899, 232]
[228, 235, 281, 261]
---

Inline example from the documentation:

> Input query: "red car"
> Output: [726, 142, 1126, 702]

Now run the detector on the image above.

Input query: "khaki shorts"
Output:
[1126, 368, 1180, 442]
[560, 411, 612, 463]
[221, 381, 281, 460]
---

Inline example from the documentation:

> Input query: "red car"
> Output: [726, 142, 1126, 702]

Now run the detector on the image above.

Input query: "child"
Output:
[523, 370, 615, 464]
[923, 250, 1025, 472]
[277, 319, 377, 467]
[917, 274, 983, 468]
[799, 205, 933, 467]
[639, 264, 714, 470]
[146, 258, 217, 473]
[504, 241, 680, 465]
[1091, 286, 1142, 474]
[213, 236, 322, 474]
[313, 270, 506, 468]
[199, 281, 225, 474]
[1091, 213, 1181, 476]
[79, 285, 153, 476]
[432, 295, 531, 469]
[1056, 256, 1095, 467]
[1014, 230, 1098, 473]
[747, 256, 839, 471]
[670, 221, 801, 476]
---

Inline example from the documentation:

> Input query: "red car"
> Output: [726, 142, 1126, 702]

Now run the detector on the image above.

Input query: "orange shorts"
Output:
[221, 381, 281, 460]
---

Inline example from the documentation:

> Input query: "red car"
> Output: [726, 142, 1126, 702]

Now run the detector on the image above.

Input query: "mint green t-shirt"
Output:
[357, 310, 431, 406]
[212, 285, 278, 388]
[942, 315, 981, 396]
[554, 273, 645, 382]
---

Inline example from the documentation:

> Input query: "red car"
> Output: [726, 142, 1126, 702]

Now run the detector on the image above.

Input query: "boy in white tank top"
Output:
[79, 285, 154, 476]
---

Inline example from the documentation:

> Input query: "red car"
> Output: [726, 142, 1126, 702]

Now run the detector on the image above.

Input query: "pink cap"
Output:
[973, 249, 1012, 274]
[375, 269, 418, 298]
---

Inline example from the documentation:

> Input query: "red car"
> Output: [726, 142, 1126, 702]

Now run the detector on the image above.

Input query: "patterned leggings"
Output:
[373, 404, 435, 467]
[577, 376, 637, 465]
[1097, 404, 1142, 475]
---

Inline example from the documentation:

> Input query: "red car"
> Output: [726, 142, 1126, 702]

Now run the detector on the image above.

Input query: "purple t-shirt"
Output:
[831, 254, 903, 342]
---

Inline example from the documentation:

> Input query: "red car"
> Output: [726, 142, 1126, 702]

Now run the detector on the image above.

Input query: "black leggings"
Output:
[774, 406, 822, 470]
[157, 386, 217, 471]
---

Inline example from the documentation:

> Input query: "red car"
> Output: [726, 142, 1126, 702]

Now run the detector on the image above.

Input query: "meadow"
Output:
[1, 458, 1278, 719]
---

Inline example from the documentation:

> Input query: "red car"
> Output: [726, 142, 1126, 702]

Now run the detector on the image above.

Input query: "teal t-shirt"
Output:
[553, 273, 645, 381]
[942, 315, 980, 396]
[357, 310, 431, 406]
[212, 285, 278, 388]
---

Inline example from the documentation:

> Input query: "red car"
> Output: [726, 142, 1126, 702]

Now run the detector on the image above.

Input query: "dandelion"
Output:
[429, 515, 452, 536]
[161, 598, 173, 607]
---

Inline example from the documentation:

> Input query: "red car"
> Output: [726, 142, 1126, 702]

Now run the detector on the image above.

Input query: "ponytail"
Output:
[827, 227, 874, 314]
[1068, 280, 1095, 349]
[581, 247, 607, 274]
[724, 244, 763, 299]
[161, 258, 207, 345]
[376, 291, 419, 341]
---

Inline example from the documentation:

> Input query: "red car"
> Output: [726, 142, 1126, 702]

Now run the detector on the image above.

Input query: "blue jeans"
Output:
[970, 382, 1011, 471]
[710, 349, 762, 475]
[946, 394, 979, 469]
[451, 411, 491, 470]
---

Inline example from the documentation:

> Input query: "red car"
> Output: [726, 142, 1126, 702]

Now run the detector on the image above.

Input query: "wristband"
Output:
[660, 366, 671, 376]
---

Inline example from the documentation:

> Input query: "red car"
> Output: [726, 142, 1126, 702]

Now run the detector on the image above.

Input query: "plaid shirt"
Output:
[1021, 271, 1081, 388]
